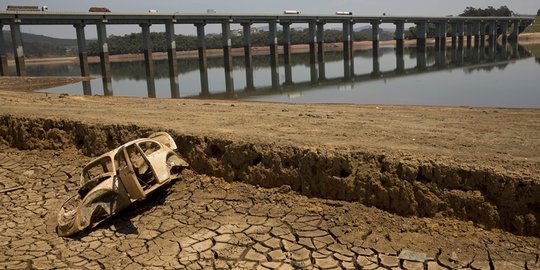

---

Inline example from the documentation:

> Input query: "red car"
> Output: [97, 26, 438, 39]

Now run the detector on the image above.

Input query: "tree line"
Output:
[87, 29, 369, 56]
[405, 6, 515, 39]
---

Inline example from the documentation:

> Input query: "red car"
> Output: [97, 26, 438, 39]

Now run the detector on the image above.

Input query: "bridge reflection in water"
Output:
[32, 41, 535, 102]
[189, 41, 532, 100]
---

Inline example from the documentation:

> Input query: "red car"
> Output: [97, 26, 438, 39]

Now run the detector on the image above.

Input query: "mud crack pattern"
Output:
[0, 146, 539, 269]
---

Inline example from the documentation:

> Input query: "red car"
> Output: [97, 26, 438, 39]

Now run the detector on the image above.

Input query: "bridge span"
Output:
[0, 11, 535, 97]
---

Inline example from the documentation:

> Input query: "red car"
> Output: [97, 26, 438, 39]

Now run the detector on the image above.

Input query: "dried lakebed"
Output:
[0, 90, 539, 268]
[1, 146, 539, 269]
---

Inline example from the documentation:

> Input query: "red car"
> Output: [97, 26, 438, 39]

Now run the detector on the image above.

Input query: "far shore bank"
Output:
[8, 32, 540, 66]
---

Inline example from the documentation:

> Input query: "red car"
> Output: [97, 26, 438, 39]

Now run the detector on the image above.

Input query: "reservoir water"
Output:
[28, 43, 540, 108]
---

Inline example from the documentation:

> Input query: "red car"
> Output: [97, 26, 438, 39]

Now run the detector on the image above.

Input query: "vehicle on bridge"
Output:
[6, 5, 47, 11]
[56, 132, 189, 237]
[89, 6, 111, 12]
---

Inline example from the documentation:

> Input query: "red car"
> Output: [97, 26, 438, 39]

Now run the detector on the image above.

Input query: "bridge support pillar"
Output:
[472, 21, 481, 48]
[436, 22, 446, 50]
[488, 21, 497, 43]
[457, 22, 464, 49]
[140, 23, 156, 98]
[466, 22, 473, 48]
[74, 24, 91, 95]
[269, 21, 279, 89]
[241, 23, 254, 90]
[165, 22, 180, 98]
[394, 21, 405, 56]
[415, 21, 427, 52]
[371, 21, 380, 55]
[308, 21, 318, 84]
[0, 24, 9, 76]
[349, 22, 355, 77]
[196, 23, 209, 96]
[96, 23, 112, 96]
[394, 21, 404, 73]
[451, 22, 457, 49]
[10, 23, 26, 76]
[500, 20, 509, 42]
[222, 21, 234, 94]
[316, 22, 325, 80]
[509, 20, 521, 42]
[479, 22, 486, 47]
[343, 21, 352, 81]
[281, 22, 293, 86]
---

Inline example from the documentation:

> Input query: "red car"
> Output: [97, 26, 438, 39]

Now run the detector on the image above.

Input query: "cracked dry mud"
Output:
[1, 146, 539, 269]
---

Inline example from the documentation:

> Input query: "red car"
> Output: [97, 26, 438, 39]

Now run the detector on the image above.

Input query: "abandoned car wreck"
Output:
[57, 132, 189, 237]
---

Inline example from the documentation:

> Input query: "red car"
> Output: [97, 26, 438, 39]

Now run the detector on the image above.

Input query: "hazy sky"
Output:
[2, 0, 539, 38]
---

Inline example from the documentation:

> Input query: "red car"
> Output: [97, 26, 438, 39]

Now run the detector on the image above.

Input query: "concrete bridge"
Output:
[0, 11, 535, 98]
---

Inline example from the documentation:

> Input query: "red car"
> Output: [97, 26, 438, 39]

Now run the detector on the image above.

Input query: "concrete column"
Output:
[509, 20, 521, 42]
[10, 23, 26, 76]
[74, 24, 91, 95]
[0, 24, 9, 76]
[196, 23, 209, 96]
[343, 21, 352, 81]
[140, 23, 156, 98]
[451, 22, 457, 48]
[165, 22, 180, 98]
[472, 21, 481, 48]
[281, 22, 293, 85]
[434, 23, 441, 49]
[316, 22, 325, 80]
[500, 21, 509, 42]
[241, 23, 254, 90]
[371, 21, 380, 52]
[222, 21, 234, 94]
[394, 21, 405, 55]
[488, 21, 497, 43]
[437, 22, 447, 50]
[269, 21, 279, 89]
[466, 22, 473, 48]
[96, 23, 113, 96]
[457, 22, 465, 49]
[308, 21, 318, 84]
[479, 22, 486, 47]
[349, 22, 355, 77]
[416, 21, 427, 52]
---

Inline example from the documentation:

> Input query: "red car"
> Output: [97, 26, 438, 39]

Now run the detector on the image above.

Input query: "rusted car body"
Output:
[57, 132, 188, 237]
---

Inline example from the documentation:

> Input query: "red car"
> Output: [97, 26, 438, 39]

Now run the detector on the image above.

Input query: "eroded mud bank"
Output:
[1, 115, 538, 236]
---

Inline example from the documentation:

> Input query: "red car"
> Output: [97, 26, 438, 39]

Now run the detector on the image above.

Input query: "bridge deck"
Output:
[0, 11, 535, 25]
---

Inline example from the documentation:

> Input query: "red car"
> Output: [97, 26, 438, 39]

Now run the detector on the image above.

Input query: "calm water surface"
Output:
[33, 43, 540, 108]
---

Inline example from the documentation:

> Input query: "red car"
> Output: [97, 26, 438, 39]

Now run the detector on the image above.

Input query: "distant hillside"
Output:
[2, 31, 78, 57]
[356, 28, 394, 41]
[524, 16, 540, 33]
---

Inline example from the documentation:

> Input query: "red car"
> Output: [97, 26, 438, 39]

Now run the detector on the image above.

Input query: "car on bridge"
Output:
[56, 132, 189, 237]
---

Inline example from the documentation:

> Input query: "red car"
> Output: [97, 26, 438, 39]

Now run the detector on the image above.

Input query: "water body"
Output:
[33, 43, 540, 108]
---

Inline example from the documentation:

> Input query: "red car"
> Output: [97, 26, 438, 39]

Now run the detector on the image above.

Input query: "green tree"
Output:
[460, 6, 512, 17]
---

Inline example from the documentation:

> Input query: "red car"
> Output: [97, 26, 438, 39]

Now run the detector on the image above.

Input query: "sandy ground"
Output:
[0, 77, 91, 92]
[0, 90, 538, 178]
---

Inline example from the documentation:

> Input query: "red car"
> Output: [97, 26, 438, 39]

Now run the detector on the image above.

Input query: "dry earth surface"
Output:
[0, 87, 539, 269]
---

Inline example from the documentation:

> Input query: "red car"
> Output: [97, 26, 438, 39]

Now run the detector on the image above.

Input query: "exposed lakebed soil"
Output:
[0, 89, 539, 268]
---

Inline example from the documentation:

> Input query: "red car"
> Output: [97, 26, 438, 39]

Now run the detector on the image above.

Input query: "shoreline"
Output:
[10, 32, 540, 66]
